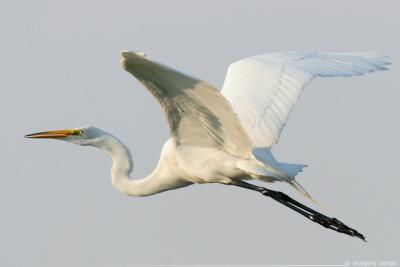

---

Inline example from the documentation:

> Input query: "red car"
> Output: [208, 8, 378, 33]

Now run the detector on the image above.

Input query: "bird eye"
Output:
[74, 130, 83, 135]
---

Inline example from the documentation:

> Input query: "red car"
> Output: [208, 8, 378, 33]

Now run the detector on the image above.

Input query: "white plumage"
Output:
[26, 51, 390, 240]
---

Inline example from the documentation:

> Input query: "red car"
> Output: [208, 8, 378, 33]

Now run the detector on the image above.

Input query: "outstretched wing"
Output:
[120, 51, 253, 158]
[221, 52, 390, 148]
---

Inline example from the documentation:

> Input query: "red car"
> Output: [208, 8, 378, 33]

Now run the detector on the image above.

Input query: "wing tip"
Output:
[120, 50, 147, 57]
[120, 50, 149, 69]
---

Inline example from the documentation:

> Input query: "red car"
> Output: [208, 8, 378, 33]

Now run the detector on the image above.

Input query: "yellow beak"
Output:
[25, 129, 82, 139]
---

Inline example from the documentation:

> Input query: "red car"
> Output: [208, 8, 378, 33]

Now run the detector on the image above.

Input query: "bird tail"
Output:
[276, 162, 306, 177]
[288, 179, 318, 204]
[276, 162, 318, 203]
[237, 160, 318, 204]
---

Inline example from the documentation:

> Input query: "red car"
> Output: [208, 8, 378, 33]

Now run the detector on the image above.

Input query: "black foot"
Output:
[232, 181, 366, 241]
[309, 215, 366, 241]
[260, 188, 366, 241]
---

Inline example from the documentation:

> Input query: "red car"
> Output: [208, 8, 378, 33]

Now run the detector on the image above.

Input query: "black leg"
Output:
[232, 180, 366, 241]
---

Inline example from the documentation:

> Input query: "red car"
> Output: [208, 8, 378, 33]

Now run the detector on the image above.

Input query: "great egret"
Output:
[26, 51, 390, 241]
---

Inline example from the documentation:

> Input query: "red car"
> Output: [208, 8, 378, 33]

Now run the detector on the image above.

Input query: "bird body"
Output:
[26, 50, 390, 240]
[85, 130, 283, 197]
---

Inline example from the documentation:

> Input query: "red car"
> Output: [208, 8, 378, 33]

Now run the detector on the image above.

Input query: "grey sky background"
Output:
[0, 0, 399, 266]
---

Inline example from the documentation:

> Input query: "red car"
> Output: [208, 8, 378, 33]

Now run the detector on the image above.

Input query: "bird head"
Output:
[25, 126, 108, 147]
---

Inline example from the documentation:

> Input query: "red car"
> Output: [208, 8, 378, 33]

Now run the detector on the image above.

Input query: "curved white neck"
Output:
[97, 134, 165, 197]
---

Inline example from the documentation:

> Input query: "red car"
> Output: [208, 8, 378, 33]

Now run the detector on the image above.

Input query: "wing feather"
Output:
[120, 51, 253, 157]
[221, 51, 390, 147]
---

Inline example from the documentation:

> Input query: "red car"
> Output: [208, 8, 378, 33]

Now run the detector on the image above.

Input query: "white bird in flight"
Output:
[26, 51, 390, 241]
